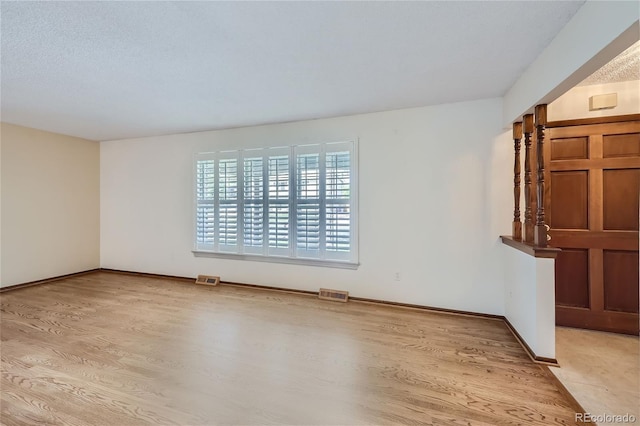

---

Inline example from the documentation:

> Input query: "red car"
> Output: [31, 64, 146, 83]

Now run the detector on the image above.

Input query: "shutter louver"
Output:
[326, 205, 350, 252]
[268, 154, 289, 252]
[218, 158, 238, 247]
[296, 204, 320, 251]
[297, 154, 320, 199]
[196, 206, 215, 245]
[269, 206, 289, 249]
[326, 151, 351, 254]
[219, 205, 238, 246]
[268, 156, 289, 200]
[196, 158, 215, 248]
[243, 204, 264, 247]
[296, 153, 320, 254]
[326, 152, 350, 199]
[243, 156, 264, 248]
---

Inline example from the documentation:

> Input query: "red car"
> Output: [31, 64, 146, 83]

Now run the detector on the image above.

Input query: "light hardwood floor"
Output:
[1, 272, 579, 425]
[550, 327, 639, 425]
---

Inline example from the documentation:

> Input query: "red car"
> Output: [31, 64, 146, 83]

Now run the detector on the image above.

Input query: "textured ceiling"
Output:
[1, 1, 585, 141]
[578, 40, 640, 86]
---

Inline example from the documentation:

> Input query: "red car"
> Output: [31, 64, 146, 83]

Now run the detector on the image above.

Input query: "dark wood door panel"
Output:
[555, 249, 590, 308]
[551, 137, 588, 160]
[549, 157, 640, 171]
[603, 250, 639, 314]
[556, 306, 640, 335]
[550, 230, 638, 250]
[549, 116, 639, 335]
[549, 171, 588, 229]
[548, 121, 640, 139]
[603, 168, 640, 231]
[603, 133, 640, 158]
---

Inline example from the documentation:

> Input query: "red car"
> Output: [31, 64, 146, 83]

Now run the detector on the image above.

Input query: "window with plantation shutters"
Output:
[194, 140, 358, 268]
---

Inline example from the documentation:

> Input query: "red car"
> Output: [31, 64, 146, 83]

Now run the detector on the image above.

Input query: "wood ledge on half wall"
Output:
[501, 235, 561, 259]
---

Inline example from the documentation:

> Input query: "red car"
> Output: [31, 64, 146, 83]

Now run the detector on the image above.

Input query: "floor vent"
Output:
[318, 288, 349, 302]
[195, 275, 220, 286]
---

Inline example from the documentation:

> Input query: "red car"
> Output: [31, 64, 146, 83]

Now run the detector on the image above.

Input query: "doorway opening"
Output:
[546, 40, 639, 420]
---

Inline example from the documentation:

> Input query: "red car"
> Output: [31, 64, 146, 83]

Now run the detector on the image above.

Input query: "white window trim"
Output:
[192, 140, 359, 269]
[192, 250, 359, 269]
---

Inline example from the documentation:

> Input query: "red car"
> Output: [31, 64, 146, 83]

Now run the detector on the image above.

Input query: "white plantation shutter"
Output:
[267, 148, 290, 256]
[243, 152, 265, 254]
[294, 146, 321, 258]
[194, 141, 357, 266]
[217, 152, 239, 252]
[195, 154, 215, 251]
[324, 143, 353, 261]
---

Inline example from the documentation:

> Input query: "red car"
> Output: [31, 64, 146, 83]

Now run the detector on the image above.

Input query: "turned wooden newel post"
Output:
[522, 114, 534, 243]
[534, 104, 548, 247]
[512, 122, 523, 240]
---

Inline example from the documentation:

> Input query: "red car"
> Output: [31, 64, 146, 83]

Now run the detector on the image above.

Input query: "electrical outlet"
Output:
[394, 272, 401, 281]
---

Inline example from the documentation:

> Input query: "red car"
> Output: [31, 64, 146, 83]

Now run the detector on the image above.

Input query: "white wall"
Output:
[0, 123, 100, 287]
[101, 98, 513, 315]
[503, 246, 556, 359]
[503, 1, 639, 125]
[0, 130, 2, 282]
[548, 80, 640, 121]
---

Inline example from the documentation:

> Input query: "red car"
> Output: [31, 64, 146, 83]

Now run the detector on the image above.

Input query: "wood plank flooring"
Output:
[1, 272, 579, 425]
[550, 327, 639, 424]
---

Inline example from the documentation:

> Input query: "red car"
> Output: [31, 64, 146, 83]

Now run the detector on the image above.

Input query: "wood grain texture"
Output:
[549, 171, 589, 230]
[556, 307, 640, 335]
[548, 121, 640, 139]
[548, 118, 639, 335]
[550, 137, 588, 161]
[500, 235, 560, 258]
[551, 326, 639, 421]
[603, 168, 640, 231]
[534, 105, 548, 247]
[1, 272, 580, 425]
[555, 249, 590, 309]
[603, 250, 640, 314]
[547, 113, 640, 128]
[513, 122, 523, 240]
[603, 133, 640, 158]
[548, 230, 638, 250]
[523, 114, 535, 243]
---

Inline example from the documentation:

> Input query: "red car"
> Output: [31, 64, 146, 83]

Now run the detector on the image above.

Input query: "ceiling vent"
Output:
[318, 288, 349, 302]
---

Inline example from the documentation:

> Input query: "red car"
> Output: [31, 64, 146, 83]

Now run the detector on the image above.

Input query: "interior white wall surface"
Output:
[1, 123, 100, 287]
[535, 257, 556, 359]
[503, 1, 639, 126]
[100, 98, 512, 315]
[503, 245, 556, 359]
[548, 80, 640, 121]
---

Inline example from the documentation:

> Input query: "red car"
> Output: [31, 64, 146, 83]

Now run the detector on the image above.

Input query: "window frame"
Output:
[192, 140, 359, 269]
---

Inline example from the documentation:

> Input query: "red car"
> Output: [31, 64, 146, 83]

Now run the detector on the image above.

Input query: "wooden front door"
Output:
[546, 115, 640, 335]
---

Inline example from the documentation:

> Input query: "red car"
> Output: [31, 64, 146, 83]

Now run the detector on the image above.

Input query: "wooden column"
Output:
[534, 104, 548, 247]
[512, 122, 523, 240]
[522, 114, 534, 243]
